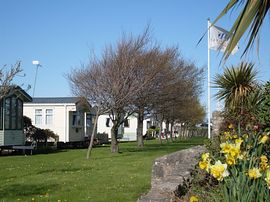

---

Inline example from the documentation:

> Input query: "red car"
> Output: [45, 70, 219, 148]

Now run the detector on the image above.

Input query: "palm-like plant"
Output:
[212, 0, 270, 61]
[214, 61, 258, 113]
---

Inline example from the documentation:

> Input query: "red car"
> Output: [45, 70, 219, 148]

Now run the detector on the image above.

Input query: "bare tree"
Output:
[132, 47, 179, 147]
[152, 59, 204, 141]
[0, 61, 24, 98]
[68, 28, 159, 154]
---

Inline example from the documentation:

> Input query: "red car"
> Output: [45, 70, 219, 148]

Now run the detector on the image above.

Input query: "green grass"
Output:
[0, 137, 205, 202]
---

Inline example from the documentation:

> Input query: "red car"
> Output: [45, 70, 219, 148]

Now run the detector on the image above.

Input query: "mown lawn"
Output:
[0, 137, 205, 202]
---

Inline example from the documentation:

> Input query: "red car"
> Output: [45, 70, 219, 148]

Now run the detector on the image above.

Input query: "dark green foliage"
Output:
[174, 178, 191, 198]
[182, 166, 223, 201]
[214, 62, 258, 113]
[259, 81, 270, 130]
[23, 116, 58, 142]
[31, 128, 58, 142]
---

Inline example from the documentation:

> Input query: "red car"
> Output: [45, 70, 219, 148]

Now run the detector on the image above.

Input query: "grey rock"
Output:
[138, 145, 207, 202]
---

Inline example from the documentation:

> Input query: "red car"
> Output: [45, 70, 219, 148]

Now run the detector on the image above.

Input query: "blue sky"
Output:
[1, 0, 270, 112]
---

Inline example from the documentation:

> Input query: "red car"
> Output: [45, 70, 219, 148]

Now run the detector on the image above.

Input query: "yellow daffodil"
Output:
[238, 151, 247, 160]
[190, 195, 199, 202]
[228, 123, 234, 129]
[235, 138, 243, 146]
[224, 131, 230, 136]
[248, 168, 262, 180]
[224, 131, 232, 140]
[199, 161, 210, 171]
[246, 144, 252, 150]
[243, 134, 249, 139]
[226, 155, 236, 166]
[260, 155, 268, 163]
[260, 162, 269, 171]
[259, 135, 268, 144]
[201, 153, 210, 162]
[220, 143, 231, 154]
[265, 170, 270, 189]
[229, 145, 240, 158]
[210, 160, 229, 181]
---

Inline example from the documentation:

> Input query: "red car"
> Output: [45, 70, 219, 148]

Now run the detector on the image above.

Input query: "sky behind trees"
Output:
[1, 0, 270, 112]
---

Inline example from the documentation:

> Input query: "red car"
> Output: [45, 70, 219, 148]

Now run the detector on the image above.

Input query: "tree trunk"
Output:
[165, 121, 169, 142]
[111, 124, 119, 153]
[159, 120, 163, 144]
[170, 122, 174, 142]
[137, 107, 144, 148]
[86, 108, 99, 160]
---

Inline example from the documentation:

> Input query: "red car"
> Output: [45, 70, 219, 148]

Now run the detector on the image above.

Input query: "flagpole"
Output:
[207, 18, 211, 139]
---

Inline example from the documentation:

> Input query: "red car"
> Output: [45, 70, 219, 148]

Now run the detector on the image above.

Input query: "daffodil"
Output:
[229, 145, 240, 158]
[224, 131, 232, 140]
[190, 195, 199, 202]
[238, 151, 247, 160]
[210, 160, 229, 181]
[265, 170, 270, 189]
[248, 168, 262, 180]
[260, 155, 268, 163]
[228, 123, 234, 129]
[220, 143, 231, 154]
[243, 134, 249, 139]
[201, 153, 210, 162]
[259, 135, 268, 144]
[199, 161, 209, 171]
[260, 162, 269, 171]
[235, 138, 243, 146]
[226, 155, 236, 166]
[246, 144, 252, 150]
[259, 155, 269, 171]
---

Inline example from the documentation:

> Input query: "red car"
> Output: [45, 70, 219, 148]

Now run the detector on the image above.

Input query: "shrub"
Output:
[197, 124, 270, 201]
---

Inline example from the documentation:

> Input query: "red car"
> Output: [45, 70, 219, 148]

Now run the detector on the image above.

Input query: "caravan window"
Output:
[45, 109, 53, 125]
[72, 111, 82, 127]
[106, 118, 110, 127]
[86, 113, 95, 127]
[35, 109, 42, 125]
[0, 101, 3, 129]
[4, 98, 11, 129]
[124, 119, 130, 128]
[3, 96, 23, 130]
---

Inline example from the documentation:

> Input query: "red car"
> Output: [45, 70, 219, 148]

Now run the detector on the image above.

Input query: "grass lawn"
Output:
[0, 137, 205, 202]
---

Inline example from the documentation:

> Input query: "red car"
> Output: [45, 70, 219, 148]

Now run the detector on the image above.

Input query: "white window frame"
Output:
[35, 109, 43, 125]
[45, 109, 53, 125]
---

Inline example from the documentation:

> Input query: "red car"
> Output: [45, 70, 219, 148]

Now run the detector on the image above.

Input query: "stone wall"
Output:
[212, 110, 224, 137]
[138, 145, 206, 202]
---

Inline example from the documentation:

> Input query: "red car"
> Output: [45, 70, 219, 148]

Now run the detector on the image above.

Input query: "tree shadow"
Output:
[0, 183, 59, 199]
[36, 166, 94, 174]
[125, 141, 203, 153]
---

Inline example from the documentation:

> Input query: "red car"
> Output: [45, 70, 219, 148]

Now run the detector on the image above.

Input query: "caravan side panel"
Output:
[4, 130, 25, 146]
[0, 131, 3, 146]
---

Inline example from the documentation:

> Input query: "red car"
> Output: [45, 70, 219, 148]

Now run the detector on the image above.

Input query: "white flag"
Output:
[209, 25, 239, 55]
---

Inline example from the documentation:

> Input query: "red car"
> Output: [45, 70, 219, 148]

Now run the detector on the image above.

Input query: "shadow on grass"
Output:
[125, 141, 204, 153]
[0, 183, 59, 198]
[0, 149, 68, 157]
[94, 138, 205, 158]
[36, 166, 94, 174]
